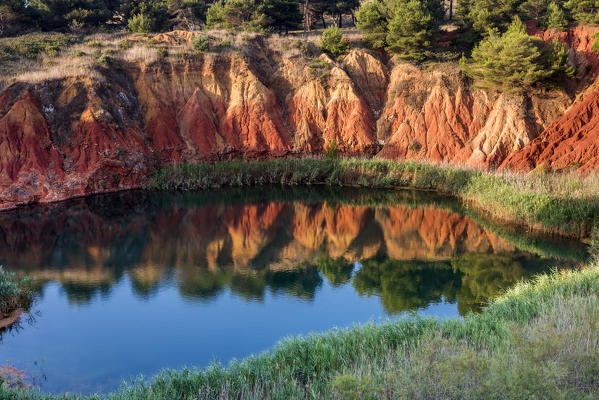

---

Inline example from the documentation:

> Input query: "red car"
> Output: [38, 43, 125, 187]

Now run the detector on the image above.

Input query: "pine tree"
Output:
[386, 0, 432, 61]
[461, 16, 572, 92]
[206, 0, 268, 31]
[518, 0, 549, 21]
[564, 0, 599, 24]
[262, 0, 302, 33]
[355, 0, 389, 49]
[545, 2, 568, 30]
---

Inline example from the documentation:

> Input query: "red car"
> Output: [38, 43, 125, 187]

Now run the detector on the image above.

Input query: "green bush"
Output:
[320, 26, 349, 58]
[97, 54, 112, 68]
[592, 32, 599, 53]
[192, 35, 209, 52]
[128, 13, 153, 33]
[118, 40, 133, 50]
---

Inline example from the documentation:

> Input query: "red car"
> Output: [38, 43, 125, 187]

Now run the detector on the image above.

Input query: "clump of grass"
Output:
[147, 158, 599, 238]
[0, 267, 32, 317]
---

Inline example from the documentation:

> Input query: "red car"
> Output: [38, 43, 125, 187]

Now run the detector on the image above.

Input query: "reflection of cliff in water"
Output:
[0, 188, 583, 314]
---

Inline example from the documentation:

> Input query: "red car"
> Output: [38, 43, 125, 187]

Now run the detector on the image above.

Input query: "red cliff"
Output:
[2, 28, 599, 208]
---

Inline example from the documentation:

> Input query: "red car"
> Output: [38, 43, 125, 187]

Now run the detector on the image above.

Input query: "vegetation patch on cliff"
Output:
[148, 158, 599, 238]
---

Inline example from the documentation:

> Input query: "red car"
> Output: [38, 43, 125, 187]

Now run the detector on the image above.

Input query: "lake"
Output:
[0, 187, 586, 394]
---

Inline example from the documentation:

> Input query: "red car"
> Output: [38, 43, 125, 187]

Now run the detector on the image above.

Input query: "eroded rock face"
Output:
[499, 24, 599, 172]
[1, 28, 599, 209]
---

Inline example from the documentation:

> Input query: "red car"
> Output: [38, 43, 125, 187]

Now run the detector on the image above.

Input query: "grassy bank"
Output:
[0, 268, 32, 319]
[3, 261, 599, 399]
[148, 158, 599, 239]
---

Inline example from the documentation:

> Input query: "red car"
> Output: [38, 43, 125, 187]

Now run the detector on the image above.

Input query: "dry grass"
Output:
[0, 28, 365, 86]
[122, 45, 159, 64]
[14, 57, 104, 83]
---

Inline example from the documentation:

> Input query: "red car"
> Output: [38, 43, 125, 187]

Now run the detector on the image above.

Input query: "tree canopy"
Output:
[460, 16, 574, 92]
[356, 0, 443, 59]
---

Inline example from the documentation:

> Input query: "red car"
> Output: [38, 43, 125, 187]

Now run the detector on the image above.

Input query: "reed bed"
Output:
[147, 158, 599, 238]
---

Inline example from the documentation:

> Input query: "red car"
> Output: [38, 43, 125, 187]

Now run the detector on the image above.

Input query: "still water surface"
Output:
[0, 187, 586, 394]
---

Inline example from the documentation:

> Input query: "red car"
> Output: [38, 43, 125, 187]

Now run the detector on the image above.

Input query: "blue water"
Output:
[0, 188, 583, 394]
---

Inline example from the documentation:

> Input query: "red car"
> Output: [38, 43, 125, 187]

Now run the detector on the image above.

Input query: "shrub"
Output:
[324, 140, 340, 158]
[321, 26, 349, 58]
[192, 35, 209, 52]
[97, 54, 112, 68]
[128, 13, 153, 33]
[330, 375, 380, 400]
[118, 40, 133, 50]
[408, 141, 422, 152]
[157, 46, 168, 58]
[2, 33, 72, 59]
[216, 39, 232, 51]
[593, 32, 599, 53]
[75, 50, 86, 57]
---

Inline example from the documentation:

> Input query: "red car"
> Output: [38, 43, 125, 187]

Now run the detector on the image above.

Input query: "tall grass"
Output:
[148, 158, 599, 238]
[0, 267, 32, 317]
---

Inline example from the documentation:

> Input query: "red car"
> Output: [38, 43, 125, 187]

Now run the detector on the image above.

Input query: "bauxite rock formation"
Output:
[2, 27, 599, 209]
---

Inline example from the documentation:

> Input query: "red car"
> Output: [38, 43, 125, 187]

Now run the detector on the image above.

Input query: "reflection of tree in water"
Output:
[353, 258, 461, 313]
[452, 253, 551, 314]
[0, 188, 582, 312]
[60, 281, 114, 304]
[177, 266, 323, 301]
[352, 253, 556, 316]
[317, 257, 354, 287]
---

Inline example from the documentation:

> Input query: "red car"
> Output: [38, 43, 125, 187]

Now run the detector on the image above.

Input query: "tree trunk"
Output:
[337, 12, 342, 28]
[322, 15, 326, 29]
[304, 0, 311, 32]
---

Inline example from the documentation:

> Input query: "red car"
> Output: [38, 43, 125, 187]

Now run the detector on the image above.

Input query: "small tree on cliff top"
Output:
[460, 16, 573, 92]
[321, 26, 349, 58]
